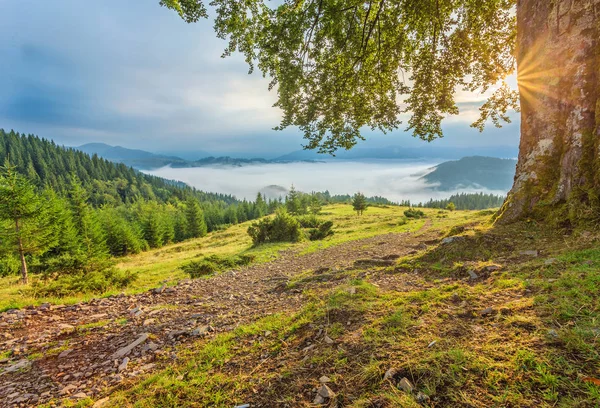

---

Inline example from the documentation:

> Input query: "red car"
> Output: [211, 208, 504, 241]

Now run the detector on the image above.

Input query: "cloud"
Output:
[145, 161, 509, 202]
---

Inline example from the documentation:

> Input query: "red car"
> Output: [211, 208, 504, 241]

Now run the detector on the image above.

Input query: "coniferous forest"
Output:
[0, 129, 279, 282]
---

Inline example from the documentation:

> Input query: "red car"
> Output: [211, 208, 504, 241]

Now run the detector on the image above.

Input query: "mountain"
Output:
[276, 145, 518, 161]
[77, 143, 190, 170]
[421, 156, 517, 191]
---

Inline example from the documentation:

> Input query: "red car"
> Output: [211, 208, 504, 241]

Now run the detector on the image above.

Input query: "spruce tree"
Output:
[186, 198, 207, 238]
[0, 161, 56, 283]
[352, 192, 367, 216]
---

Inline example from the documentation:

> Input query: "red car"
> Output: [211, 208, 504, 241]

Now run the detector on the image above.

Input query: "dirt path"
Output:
[0, 226, 440, 407]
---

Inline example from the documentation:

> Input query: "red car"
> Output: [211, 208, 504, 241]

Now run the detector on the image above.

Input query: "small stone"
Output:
[264, 330, 272, 337]
[547, 329, 559, 339]
[468, 270, 478, 280]
[112, 333, 149, 358]
[416, 391, 430, 404]
[323, 335, 334, 344]
[143, 319, 156, 327]
[59, 384, 77, 395]
[519, 250, 538, 257]
[58, 349, 73, 358]
[154, 284, 166, 294]
[545, 258, 558, 265]
[427, 340, 437, 348]
[398, 377, 414, 393]
[347, 287, 357, 295]
[315, 384, 335, 403]
[485, 264, 501, 272]
[480, 307, 494, 316]
[118, 357, 129, 372]
[72, 392, 88, 399]
[441, 237, 457, 244]
[384, 368, 398, 380]
[234, 405, 250, 408]
[192, 326, 210, 336]
[58, 324, 75, 330]
[319, 375, 331, 383]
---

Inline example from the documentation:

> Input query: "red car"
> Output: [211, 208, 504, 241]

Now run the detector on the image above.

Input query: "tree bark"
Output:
[499, 0, 600, 223]
[15, 218, 28, 285]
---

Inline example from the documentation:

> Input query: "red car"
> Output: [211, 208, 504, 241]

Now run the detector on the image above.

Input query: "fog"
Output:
[146, 160, 508, 203]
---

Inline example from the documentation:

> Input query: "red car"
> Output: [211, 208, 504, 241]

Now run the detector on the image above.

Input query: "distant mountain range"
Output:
[275, 145, 518, 161]
[76, 143, 320, 170]
[77, 143, 190, 170]
[421, 156, 517, 191]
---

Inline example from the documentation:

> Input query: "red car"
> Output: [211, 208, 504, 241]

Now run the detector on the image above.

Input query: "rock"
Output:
[484, 264, 501, 272]
[58, 349, 73, 358]
[58, 324, 75, 331]
[154, 284, 166, 294]
[234, 405, 250, 408]
[59, 384, 77, 395]
[319, 375, 331, 383]
[384, 368, 398, 380]
[3, 359, 30, 373]
[545, 258, 558, 265]
[192, 326, 210, 336]
[314, 384, 335, 404]
[142, 319, 156, 327]
[519, 250, 539, 257]
[442, 236, 462, 244]
[72, 392, 88, 399]
[468, 270, 478, 280]
[118, 357, 129, 372]
[398, 377, 414, 393]
[112, 333, 149, 358]
[427, 340, 437, 348]
[92, 397, 110, 407]
[416, 391, 430, 404]
[547, 329, 559, 339]
[480, 307, 494, 316]
[323, 335, 334, 344]
[347, 287, 357, 295]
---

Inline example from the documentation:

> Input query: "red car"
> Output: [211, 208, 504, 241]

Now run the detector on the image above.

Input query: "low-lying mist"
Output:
[145, 160, 508, 203]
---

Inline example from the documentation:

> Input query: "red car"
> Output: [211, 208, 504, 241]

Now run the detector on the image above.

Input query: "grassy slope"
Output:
[5, 204, 599, 407]
[0, 205, 459, 311]
[106, 212, 599, 407]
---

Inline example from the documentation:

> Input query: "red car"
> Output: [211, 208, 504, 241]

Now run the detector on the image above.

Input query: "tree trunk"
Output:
[15, 219, 28, 285]
[499, 0, 600, 224]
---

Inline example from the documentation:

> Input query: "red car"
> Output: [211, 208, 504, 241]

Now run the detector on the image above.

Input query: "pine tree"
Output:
[309, 193, 322, 215]
[286, 185, 303, 215]
[0, 161, 56, 283]
[69, 175, 108, 260]
[352, 192, 367, 216]
[186, 198, 207, 238]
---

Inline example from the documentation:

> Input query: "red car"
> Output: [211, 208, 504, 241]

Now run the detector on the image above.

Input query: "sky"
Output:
[0, 0, 521, 158]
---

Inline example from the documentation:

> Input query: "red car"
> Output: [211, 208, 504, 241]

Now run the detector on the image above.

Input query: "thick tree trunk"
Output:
[499, 0, 600, 223]
[15, 219, 28, 285]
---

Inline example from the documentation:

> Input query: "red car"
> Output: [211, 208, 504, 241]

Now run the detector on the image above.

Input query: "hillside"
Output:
[422, 156, 517, 191]
[1, 130, 235, 205]
[0, 205, 598, 407]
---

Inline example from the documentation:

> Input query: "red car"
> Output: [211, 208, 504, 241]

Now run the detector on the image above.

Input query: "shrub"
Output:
[30, 268, 137, 298]
[247, 209, 302, 245]
[182, 254, 256, 278]
[308, 220, 334, 241]
[404, 208, 426, 219]
[446, 202, 456, 211]
[297, 214, 321, 228]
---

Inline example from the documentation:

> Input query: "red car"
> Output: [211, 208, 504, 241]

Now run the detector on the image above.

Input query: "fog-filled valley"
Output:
[145, 159, 510, 203]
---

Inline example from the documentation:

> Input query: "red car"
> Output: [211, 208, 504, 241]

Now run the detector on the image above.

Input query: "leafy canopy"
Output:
[163, 0, 518, 153]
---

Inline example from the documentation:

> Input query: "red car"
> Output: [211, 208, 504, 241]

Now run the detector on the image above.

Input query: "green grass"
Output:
[102, 217, 600, 407]
[0, 204, 482, 311]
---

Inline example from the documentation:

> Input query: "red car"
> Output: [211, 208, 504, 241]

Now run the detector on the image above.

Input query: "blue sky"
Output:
[0, 0, 520, 158]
